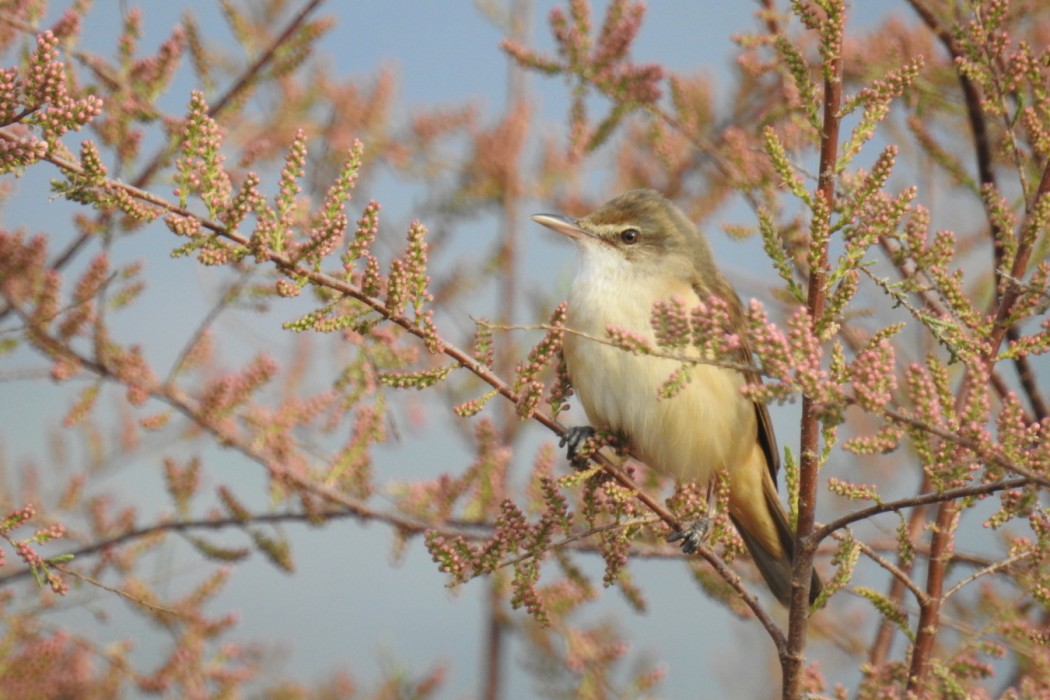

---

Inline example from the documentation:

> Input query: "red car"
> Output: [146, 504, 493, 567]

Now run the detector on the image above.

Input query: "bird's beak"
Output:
[531, 213, 591, 242]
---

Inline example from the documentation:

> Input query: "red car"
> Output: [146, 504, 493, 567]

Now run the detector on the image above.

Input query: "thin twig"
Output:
[841, 533, 928, 605]
[492, 516, 660, 573]
[478, 319, 763, 375]
[815, 477, 1027, 544]
[164, 268, 256, 384]
[943, 547, 1036, 601]
[0, 508, 493, 588]
[54, 565, 181, 618]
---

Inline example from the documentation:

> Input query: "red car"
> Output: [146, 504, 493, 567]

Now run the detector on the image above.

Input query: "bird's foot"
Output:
[667, 517, 710, 554]
[559, 426, 596, 468]
[668, 482, 719, 554]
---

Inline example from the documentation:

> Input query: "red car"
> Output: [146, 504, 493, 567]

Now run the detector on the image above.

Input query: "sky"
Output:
[0, 1, 967, 698]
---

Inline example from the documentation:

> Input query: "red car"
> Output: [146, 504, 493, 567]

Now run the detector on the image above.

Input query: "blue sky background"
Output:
[0, 1, 997, 698]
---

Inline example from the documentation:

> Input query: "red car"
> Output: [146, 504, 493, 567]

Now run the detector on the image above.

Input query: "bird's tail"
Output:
[728, 451, 823, 606]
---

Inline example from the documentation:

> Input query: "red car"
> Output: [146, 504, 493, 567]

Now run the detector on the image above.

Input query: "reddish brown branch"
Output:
[814, 476, 1027, 543]
[907, 497, 957, 690]
[784, 10, 844, 698]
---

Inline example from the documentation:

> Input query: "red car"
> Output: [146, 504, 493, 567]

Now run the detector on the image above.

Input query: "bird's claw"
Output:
[559, 426, 596, 468]
[667, 517, 710, 554]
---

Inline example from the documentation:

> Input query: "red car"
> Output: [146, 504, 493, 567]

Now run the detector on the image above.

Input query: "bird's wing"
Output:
[691, 279, 781, 485]
[735, 339, 780, 486]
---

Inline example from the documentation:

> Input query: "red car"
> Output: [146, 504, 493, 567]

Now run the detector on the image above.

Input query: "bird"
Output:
[532, 189, 822, 606]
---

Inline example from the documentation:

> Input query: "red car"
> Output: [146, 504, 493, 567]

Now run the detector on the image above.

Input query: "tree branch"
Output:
[784, 3, 844, 696]
[0, 129, 796, 645]
[815, 477, 1027, 543]
[0, 0, 328, 324]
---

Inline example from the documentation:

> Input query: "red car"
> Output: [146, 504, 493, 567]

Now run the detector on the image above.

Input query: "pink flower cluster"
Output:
[1, 504, 68, 595]
[513, 304, 567, 419]
[0, 31, 103, 163]
[173, 91, 231, 217]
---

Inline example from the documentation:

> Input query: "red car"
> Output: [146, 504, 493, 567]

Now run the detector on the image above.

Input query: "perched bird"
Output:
[532, 189, 821, 605]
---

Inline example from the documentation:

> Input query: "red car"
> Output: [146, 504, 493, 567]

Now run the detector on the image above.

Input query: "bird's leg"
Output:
[667, 481, 718, 554]
[559, 426, 596, 469]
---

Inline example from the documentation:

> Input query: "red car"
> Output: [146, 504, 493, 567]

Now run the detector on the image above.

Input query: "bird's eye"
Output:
[620, 228, 640, 245]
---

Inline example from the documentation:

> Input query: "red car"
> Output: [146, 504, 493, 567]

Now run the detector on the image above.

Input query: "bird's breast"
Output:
[563, 253, 755, 484]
